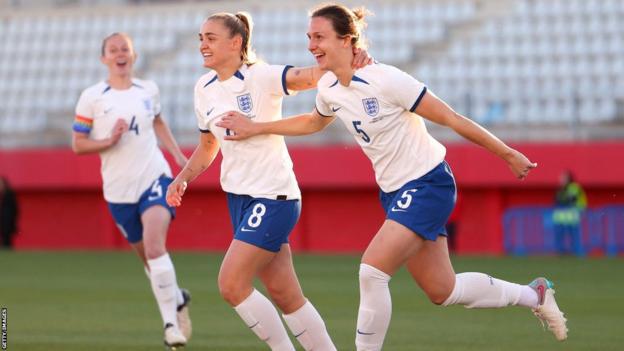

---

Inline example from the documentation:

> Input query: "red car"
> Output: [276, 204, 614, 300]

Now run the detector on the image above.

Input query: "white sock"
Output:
[442, 272, 526, 308]
[145, 264, 184, 306]
[148, 253, 180, 327]
[283, 300, 336, 351]
[518, 285, 539, 308]
[234, 289, 295, 351]
[356, 264, 392, 351]
[175, 288, 184, 306]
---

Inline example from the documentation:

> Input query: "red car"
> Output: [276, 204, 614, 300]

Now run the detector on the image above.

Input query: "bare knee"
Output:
[423, 283, 454, 305]
[141, 210, 169, 259]
[428, 291, 451, 305]
[264, 281, 304, 313]
[143, 242, 166, 260]
[218, 275, 253, 307]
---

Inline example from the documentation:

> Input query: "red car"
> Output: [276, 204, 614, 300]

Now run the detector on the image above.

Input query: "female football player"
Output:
[166, 12, 370, 351]
[72, 32, 191, 349]
[217, 4, 569, 350]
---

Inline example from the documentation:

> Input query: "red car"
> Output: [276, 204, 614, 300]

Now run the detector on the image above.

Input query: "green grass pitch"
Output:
[1, 251, 622, 350]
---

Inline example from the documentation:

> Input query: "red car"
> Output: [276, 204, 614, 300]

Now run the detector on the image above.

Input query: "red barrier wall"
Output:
[2, 142, 623, 253]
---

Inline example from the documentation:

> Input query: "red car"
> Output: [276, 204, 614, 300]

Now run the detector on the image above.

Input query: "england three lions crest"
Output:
[362, 97, 379, 117]
[143, 99, 152, 112]
[237, 93, 253, 113]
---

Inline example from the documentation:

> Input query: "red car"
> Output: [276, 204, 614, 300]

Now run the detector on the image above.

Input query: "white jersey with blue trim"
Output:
[194, 62, 301, 200]
[74, 78, 171, 203]
[315, 63, 446, 193]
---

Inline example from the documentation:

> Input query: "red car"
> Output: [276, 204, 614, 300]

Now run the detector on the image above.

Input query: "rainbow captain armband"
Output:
[73, 115, 93, 134]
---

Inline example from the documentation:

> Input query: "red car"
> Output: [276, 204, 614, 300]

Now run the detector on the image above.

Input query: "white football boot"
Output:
[529, 277, 568, 341]
[164, 322, 187, 350]
[177, 288, 192, 340]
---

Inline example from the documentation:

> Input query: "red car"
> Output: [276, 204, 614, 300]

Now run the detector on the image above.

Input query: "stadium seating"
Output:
[415, 0, 624, 126]
[0, 0, 622, 148]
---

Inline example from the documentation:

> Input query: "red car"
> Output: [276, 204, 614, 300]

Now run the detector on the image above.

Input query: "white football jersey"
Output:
[74, 79, 171, 203]
[194, 63, 301, 200]
[315, 63, 446, 192]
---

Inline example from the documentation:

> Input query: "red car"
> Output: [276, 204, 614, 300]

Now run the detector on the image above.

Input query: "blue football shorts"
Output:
[227, 193, 301, 252]
[108, 175, 175, 244]
[379, 161, 457, 241]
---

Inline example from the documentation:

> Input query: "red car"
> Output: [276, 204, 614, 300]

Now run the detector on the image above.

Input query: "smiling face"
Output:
[100, 34, 135, 78]
[307, 16, 351, 71]
[198, 18, 242, 70]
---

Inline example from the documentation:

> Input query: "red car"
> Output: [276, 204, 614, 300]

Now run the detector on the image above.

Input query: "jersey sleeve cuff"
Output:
[409, 86, 428, 112]
[282, 65, 294, 95]
[315, 105, 333, 118]
[198, 128, 211, 133]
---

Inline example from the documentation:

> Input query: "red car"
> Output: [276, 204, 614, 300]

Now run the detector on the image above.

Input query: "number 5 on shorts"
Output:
[396, 189, 417, 209]
[148, 180, 163, 201]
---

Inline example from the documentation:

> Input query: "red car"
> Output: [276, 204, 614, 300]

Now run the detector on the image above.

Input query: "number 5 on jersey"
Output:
[352, 121, 370, 143]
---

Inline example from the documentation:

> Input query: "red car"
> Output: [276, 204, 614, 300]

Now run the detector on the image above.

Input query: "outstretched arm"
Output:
[285, 66, 325, 91]
[153, 114, 188, 168]
[285, 48, 373, 91]
[166, 132, 220, 207]
[415, 91, 537, 179]
[72, 118, 127, 154]
[216, 109, 334, 141]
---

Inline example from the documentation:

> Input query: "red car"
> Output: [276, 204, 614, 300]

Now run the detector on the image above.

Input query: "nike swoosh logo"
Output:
[104, 108, 113, 114]
[241, 227, 256, 232]
[294, 329, 307, 338]
[332, 106, 341, 112]
[357, 329, 375, 335]
[537, 285, 545, 305]
[247, 321, 271, 341]
[206, 107, 215, 116]
[158, 284, 173, 289]
[391, 207, 407, 212]
[148, 195, 160, 201]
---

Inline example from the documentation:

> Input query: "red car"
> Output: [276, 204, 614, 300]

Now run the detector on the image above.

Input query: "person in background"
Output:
[71, 32, 191, 349]
[553, 170, 587, 256]
[0, 176, 19, 249]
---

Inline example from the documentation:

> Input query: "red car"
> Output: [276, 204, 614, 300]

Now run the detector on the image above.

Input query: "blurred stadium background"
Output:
[1, 0, 622, 254]
[0, 0, 623, 349]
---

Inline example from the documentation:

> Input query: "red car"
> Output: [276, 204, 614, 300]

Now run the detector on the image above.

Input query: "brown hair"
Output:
[310, 3, 371, 49]
[100, 32, 134, 57]
[207, 12, 257, 64]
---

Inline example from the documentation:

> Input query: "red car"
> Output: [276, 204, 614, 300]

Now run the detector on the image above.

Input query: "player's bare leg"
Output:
[407, 236, 568, 341]
[132, 238, 191, 340]
[219, 240, 295, 351]
[257, 244, 305, 313]
[405, 236, 455, 304]
[143, 206, 186, 347]
[259, 244, 337, 351]
[130, 241, 148, 267]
